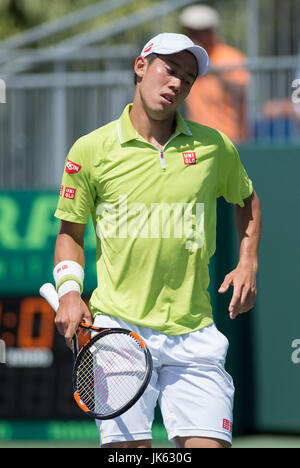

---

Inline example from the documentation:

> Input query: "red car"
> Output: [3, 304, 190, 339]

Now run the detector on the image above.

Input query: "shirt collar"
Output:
[118, 103, 192, 144]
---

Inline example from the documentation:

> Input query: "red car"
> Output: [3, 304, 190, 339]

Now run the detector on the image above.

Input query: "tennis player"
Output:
[53, 33, 261, 449]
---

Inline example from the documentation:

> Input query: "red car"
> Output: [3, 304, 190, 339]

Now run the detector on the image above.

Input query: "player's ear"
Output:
[134, 56, 147, 82]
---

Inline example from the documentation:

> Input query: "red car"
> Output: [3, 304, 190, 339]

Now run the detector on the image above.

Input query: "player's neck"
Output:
[130, 100, 176, 151]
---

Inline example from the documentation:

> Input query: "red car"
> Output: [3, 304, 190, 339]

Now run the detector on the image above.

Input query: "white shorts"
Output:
[93, 315, 235, 446]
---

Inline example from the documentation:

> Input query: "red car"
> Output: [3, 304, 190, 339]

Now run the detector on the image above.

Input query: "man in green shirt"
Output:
[53, 33, 261, 448]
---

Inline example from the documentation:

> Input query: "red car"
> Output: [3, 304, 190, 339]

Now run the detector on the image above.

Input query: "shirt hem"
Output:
[90, 306, 214, 336]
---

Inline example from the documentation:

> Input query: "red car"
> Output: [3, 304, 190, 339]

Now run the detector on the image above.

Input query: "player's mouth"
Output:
[161, 93, 175, 104]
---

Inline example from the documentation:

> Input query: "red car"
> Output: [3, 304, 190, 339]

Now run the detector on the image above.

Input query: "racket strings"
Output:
[75, 333, 147, 417]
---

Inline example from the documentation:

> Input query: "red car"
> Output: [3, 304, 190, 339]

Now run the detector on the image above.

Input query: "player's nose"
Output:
[169, 76, 181, 94]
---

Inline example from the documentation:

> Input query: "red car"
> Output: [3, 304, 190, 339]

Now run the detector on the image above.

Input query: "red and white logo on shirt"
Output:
[222, 419, 233, 432]
[64, 187, 76, 200]
[65, 159, 81, 174]
[182, 152, 196, 165]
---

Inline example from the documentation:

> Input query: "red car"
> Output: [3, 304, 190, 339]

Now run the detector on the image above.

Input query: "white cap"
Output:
[179, 5, 220, 31]
[141, 33, 209, 77]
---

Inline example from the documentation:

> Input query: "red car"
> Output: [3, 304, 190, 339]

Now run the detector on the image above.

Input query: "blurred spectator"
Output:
[179, 4, 250, 143]
[255, 45, 300, 141]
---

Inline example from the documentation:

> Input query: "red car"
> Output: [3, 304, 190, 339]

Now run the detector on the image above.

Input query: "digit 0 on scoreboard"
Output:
[0, 297, 55, 349]
[0, 295, 92, 419]
[17, 298, 55, 348]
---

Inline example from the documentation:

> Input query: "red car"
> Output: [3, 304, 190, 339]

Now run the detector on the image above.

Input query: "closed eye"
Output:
[166, 66, 192, 87]
[167, 67, 176, 76]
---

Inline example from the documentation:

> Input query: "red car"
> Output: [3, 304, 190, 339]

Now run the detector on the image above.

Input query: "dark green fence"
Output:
[213, 144, 300, 435]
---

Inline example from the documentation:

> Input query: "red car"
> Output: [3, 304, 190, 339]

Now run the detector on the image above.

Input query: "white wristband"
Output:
[53, 260, 84, 294]
[58, 280, 81, 300]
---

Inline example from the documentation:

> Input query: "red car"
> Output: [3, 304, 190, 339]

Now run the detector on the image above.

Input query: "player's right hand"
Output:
[55, 291, 93, 349]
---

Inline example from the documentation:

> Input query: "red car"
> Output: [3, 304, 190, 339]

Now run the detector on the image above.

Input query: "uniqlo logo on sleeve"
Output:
[222, 419, 233, 432]
[65, 159, 81, 174]
[64, 187, 76, 200]
[182, 152, 196, 165]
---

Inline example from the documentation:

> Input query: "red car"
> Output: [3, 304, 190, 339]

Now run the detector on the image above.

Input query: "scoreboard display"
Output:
[0, 296, 89, 419]
[0, 193, 97, 420]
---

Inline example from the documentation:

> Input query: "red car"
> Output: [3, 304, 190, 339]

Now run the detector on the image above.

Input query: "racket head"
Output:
[72, 328, 153, 420]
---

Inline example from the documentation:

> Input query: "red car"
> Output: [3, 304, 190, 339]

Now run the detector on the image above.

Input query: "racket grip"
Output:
[39, 283, 59, 313]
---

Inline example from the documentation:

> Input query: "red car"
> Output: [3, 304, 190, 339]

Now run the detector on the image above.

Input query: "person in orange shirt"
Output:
[180, 4, 250, 143]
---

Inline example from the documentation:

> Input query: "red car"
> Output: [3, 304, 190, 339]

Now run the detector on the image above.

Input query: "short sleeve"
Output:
[55, 137, 96, 224]
[217, 132, 253, 207]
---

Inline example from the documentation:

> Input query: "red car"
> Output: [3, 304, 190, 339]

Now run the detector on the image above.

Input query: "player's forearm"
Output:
[54, 222, 85, 268]
[54, 222, 86, 298]
[234, 190, 262, 271]
[53, 222, 91, 346]
[54, 233, 85, 267]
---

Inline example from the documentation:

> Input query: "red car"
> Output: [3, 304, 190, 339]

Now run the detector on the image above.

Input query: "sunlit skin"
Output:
[130, 51, 198, 149]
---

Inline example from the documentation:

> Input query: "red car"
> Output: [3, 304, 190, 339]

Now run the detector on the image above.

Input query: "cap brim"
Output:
[184, 45, 210, 76]
[148, 45, 209, 76]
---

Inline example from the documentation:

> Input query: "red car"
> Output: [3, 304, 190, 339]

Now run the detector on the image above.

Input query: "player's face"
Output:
[135, 51, 198, 121]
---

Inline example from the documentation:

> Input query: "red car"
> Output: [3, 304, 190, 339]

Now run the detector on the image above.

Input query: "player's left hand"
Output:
[218, 262, 258, 320]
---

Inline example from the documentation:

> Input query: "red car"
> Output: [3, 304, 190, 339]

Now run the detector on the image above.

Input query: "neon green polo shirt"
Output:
[55, 104, 253, 335]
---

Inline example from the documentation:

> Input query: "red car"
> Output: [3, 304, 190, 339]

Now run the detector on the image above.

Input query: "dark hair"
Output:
[134, 53, 158, 85]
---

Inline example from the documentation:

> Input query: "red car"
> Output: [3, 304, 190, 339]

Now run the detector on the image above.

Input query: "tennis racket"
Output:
[39, 283, 153, 420]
